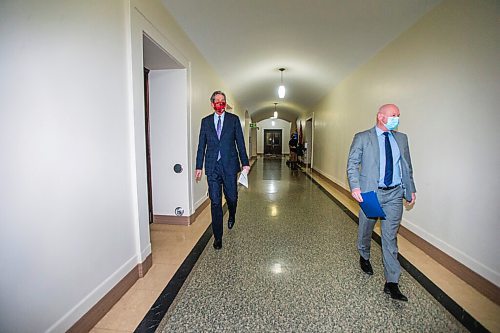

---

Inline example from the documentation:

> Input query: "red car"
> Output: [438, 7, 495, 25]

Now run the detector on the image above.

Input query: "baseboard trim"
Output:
[154, 198, 210, 226]
[310, 168, 499, 306]
[311, 168, 349, 196]
[191, 198, 210, 222]
[398, 226, 500, 305]
[67, 254, 152, 333]
[138, 253, 153, 278]
[154, 215, 190, 225]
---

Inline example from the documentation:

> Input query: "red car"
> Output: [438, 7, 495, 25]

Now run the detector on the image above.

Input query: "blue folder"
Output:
[359, 191, 386, 218]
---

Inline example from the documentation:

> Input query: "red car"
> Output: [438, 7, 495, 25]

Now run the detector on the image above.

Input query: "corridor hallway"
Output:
[152, 157, 465, 332]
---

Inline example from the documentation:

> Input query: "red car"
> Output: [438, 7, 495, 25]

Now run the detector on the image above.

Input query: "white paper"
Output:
[238, 172, 248, 188]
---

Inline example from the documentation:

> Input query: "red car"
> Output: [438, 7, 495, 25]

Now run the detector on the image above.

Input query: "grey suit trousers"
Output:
[358, 186, 404, 283]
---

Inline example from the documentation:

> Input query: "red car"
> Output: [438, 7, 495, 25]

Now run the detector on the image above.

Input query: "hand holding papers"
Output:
[238, 169, 249, 188]
[359, 191, 385, 218]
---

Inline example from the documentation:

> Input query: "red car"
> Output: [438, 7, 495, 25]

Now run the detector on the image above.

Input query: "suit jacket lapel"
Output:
[393, 131, 405, 154]
[219, 113, 230, 140]
[369, 127, 380, 167]
[393, 131, 406, 175]
[208, 114, 219, 140]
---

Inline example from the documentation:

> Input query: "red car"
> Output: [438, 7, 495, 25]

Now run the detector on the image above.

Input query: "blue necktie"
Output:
[217, 116, 221, 160]
[383, 132, 393, 186]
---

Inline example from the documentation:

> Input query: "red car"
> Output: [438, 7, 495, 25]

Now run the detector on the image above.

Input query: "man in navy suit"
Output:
[195, 91, 250, 250]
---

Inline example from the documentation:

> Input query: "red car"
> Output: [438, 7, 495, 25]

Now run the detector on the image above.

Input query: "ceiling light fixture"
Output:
[278, 68, 286, 99]
[273, 102, 278, 119]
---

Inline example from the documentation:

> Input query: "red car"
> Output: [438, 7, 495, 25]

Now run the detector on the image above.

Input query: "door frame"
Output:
[144, 68, 154, 224]
[263, 129, 283, 155]
[130, 7, 191, 263]
[305, 114, 314, 168]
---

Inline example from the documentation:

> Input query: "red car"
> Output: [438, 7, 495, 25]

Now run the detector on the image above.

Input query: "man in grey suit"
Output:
[347, 104, 416, 301]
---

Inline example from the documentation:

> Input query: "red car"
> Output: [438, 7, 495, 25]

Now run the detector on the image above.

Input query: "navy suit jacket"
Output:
[196, 112, 249, 176]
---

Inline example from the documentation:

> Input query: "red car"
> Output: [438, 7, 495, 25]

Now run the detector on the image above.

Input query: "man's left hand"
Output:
[405, 192, 417, 205]
[242, 166, 250, 174]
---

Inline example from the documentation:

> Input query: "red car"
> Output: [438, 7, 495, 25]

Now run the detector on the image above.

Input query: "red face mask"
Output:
[213, 101, 226, 112]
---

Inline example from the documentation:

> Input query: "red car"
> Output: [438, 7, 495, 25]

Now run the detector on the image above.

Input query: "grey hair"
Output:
[210, 90, 226, 103]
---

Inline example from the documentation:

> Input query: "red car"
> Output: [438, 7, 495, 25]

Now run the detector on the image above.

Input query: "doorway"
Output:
[250, 127, 258, 157]
[142, 33, 189, 223]
[144, 68, 153, 224]
[264, 129, 282, 155]
[305, 118, 313, 167]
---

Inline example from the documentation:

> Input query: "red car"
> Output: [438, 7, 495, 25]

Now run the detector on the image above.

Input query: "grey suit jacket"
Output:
[347, 127, 416, 201]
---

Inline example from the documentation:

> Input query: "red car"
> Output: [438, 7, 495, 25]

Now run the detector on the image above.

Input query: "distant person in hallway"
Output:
[288, 132, 298, 170]
[195, 91, 250, 250]
[347, 104, 416, 301]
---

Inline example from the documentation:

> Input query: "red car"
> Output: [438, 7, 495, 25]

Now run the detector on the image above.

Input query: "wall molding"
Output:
[138, 254, 153, 278]
[140, 243, 152, 264]
[398, 226, 500, 305]
[154, 197, 210, 226]
[402, 218, 500, 287]
[311, 168, 500, 306]
[67, 254, 152, 332]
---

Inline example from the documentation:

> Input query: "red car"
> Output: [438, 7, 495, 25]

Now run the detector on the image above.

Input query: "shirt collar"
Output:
[375, 126, 390, 136]
[214, 111, 225, 121]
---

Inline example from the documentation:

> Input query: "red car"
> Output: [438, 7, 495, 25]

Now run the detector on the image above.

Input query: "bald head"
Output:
[377, 104, 400, 131]
[378, 104, 399, 116]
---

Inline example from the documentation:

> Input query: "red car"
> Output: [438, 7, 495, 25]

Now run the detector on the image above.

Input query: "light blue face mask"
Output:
[385, 116, 399, 130]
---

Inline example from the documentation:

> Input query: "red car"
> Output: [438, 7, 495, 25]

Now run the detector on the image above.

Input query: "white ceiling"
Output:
[161, 0, 440, 122]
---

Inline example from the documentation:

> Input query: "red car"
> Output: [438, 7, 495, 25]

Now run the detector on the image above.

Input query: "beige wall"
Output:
[0, 0, 239, 331]
[308, 0, 500, 286]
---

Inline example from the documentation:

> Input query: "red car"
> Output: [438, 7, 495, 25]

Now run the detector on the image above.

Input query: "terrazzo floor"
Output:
[156, 157, 467, 332]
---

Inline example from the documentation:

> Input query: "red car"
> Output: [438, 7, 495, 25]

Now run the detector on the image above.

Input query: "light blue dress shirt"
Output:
[376, 126, 401, 187]
[214, 112, 225, 160]
[213, 111, 225, 135]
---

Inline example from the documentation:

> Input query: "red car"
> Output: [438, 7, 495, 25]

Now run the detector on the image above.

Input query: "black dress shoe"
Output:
[384, 282, 408, 302]
[213, 239, 222, 250]
[228, 217, 235, 229]
[359, 256, 373, 275]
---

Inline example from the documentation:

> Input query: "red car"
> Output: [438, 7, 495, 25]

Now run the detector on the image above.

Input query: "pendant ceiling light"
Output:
[273, 102, 278, 118]
[278, 68, 286, 99]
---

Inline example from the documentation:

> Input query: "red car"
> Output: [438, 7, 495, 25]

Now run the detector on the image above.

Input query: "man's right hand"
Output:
[195, 169, 202, 182]
[351, 188, 363, 202]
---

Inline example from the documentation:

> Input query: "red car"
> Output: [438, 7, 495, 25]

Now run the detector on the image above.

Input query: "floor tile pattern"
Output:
[157, 158, 466, 332]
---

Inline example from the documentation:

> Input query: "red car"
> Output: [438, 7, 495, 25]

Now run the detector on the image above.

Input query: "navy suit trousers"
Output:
[207, 161, 238, 241]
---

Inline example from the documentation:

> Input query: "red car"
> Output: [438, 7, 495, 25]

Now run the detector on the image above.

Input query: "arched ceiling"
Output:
[250, 102, 306, 123]
[161, 0, 440, 122]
